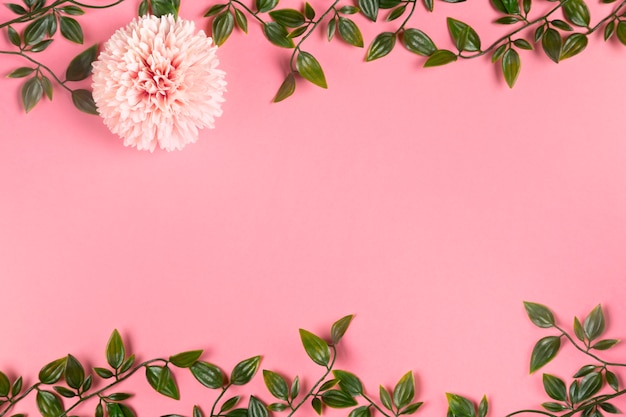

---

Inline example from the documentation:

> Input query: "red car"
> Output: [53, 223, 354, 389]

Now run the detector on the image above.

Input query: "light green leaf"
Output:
[380, 386, 393, 410]
[337, 18, 363, 47]
[447, 17, 481, 52]
[333, 370, 363, 396]
[170, 350, 203, 368]
[145, 366, 180, 400]
[501, 48, 520, 88]
[107, 330, 125, 370]
[424, 49, 457, 67]
[263, 370, 289, 400]
[296, 51, 327, 88]
[530, 336, 561, 373]
[393, 372, 415, 409]
[273, 72, 296, 102]
[446, 393, 476, 417]
[299, 329, 330, 366]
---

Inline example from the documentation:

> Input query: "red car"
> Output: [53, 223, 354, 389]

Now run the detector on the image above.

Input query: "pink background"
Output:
[1, 1, 626, 417]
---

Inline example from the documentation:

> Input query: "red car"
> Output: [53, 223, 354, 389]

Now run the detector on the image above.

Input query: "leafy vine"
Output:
[1, 0, 625, 112]
[0, 302, 624, 417]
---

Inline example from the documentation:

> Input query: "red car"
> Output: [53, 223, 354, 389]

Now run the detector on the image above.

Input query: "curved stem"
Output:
[362, 393, 393, 417]
[0, 383, 41, 417]
[287, 345, 338, 417]
[68, 0, 126, 8]
[0, 50, 73, 93]
[230, 0, 266, 25]
[0, 0, 65, 29]
[587, 0, 626, 33]
[210, 384, 232, 417]
[394, 0, 418, 35]
[555, 325, 626, 368]
[506, 410, 557, 417]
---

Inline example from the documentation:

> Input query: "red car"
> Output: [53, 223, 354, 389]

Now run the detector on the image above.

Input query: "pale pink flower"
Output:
[92, 14, 226, 152]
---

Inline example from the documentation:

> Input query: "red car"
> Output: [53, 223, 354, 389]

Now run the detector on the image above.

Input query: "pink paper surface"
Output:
[1, 1, 626, 417]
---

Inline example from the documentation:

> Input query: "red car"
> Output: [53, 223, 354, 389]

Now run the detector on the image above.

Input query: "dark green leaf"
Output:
[39, 358, 67, 384]
[423, 0, 433, 11]
[11, 376, 23, 397]
[530, 336, 561, 373]
[387, 5, 406, 21]
[234, 9, 248, 33]
[138, 0, 149, 16]
[478, 396, 488, 417]
[495, 16, 521, 24]
[321, 390, 358, 408]
[366, 32, 395, 61]
[606, 370, 619, 391]
[7, 67, 35, 78]
[273, 72, 296, 102]
[53, 386, 76, 398]
[312, 398, 323, 415]
[221, 396, 241, 412]
[59, 16, 83, 44]
[205, 4, 227, 16]
[522, 0, 531, 13]
[194, 405, 204, 417]
[402, 28, 436, 56]
[584, 305, 605, 341]
[29, 39, 53, 52]
[36, 390, 64, 417]
[24, 17, 48, 45]
[8, 26, 20, 47]
[65, 354, 85, 389]
[541, 28, 561, 63]
[574, 317, 585, 342]
[269, 9, 305, 28]
[6, 3, 27, 14]
[491, 43, 507, 62]
[119, 355, 135, 374]
[446, 393, 476, 417]
[333, 370, 363, 396]
[145, 366, 180, 400]
[288, 26, 307, 38]
[501, 0, 520, 14]
[358, 0, 378, 21]
[0, 372, 9, 397]
[574, 365, 597, 378]
[569, 381, 580, 404]
[491, 0, 507, 13]
[551, 19, 573, 31]
[350, 406, 371, 417]
[562, 0, 590, 27]
[319, 379, 338, 391]
[339, 5, 359, 13]
[513, 38, 532, 49]
[616, 21, 626, 45]
[524, 302, 556, 328]
[337, 17, 363, 47]
[248, 396, 268, 417]
[66, 44, 97, 82]
[542, 403, 567, 412]
[150, 0, 180, 17]
[305, 2, 316, 19]
[299, 329, 330, 366]
[543, 374, 567, 401]
[263, 22, 295, 48]
[534, 25, 545, 42]
[447, 17, 481, 51]
[591, 339, 619, 350]
[256, 0, 278, 13]
[59, 5, 84, 15]
[291, 376, 300, 399]
[600, 403, 620, 414]
[393, 372, 415, 409]
[106, 393, 133, 401]
[502, 47, 520, 88]
[604, 21, 616, 41]
[106, 403, 124, 417]
[82, 374, 92, 391]
[264, 370, 289, 400]
[296, 51, 327, 88]
[96, 404, 104, 417]
[401, 403, 424, 415]
[212, 11, 234, 46]
[226, 409, 248, 417]
[231, 356, 261, 385]
[170, 350, 203, 368]
[191, 361, 224, 389]
[578, 372, 603, 401]
[94, 367, 114, 379]
[106, 330, 125, 370]
[380, 386, 393, 410]
[327, 19, 336, 41]
[119, 404, 135, 417]
[268, 403, 288, 412]
[424, 49, 457, 67]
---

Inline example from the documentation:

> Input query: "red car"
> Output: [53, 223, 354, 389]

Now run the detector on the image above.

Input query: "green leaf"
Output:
[573, 365, 597, 378]
[606, 370, 619, 391]
[119, 355, 135, 374]
[145, 366, 180, 400]
[95, 403, 104, 417]
[291, 375, 300, 399]
[268, 403, 288, 412]
[7, 67, 35, 78]
[358, 0, 378, 21]
[327, 19, 336, 41]
[221, 396, 241, 412]
[321, 390, 358, 408]
[212, 11, 234, 46]
[350, 406, 372, 417]
[599, 403, 620, 414]
[6, 3, 27, 14]
[82, 374, 93, 392]
[319, 379, 338, 391]
[39, 358, 67, 384]
[447, 17, 481, 52]
[299, 329, 330, 366]
[560, 33, 587, 60]
[604, 21, 616, 41]
[333, 370, 363, 396]
[591, 339, 619, 350]
[106, 403, 124, 417]
[312, 398, 323, 415]
[0, 372, 9, 397]
[29, 39, 53, 53]
[263, 370, 289, 400]
[59, 5, 85, 15]
[578, 372, 603, 401]
[543, 374, 567, 401]
[256, 0, 278, 13]
[401, 403, 424, 415]
[296, 51, 327, 88]
[269, 9, 305, 28]
[337, 18, 363, 47]
[94, 367, 114, 378]
[41, 75, 53, 100]
[231, 356, 261, 385]
[491, 43, 507, 62]
[53, 386, 76, 398]
[551, 19, 573, 31]
[617, 21, 626, 45]
[393, 372, 415, 409]
[501, 48, 520, 88]
[234, 9, 248, 33]
[478, 396, 488, 417]
[226, 409, 248, 417]
[542, 402, 567, 412]
[495, 16, 522, 24]
[424, 49, 457, 67]
[138, 0, 149, 16]
[366, 32, 395, 61]
[402, 28, 436, 56]
[446, 393, 476, 417]
[151, 0, 180, 17]
[248, 396, 268, 417]
[8, 26, 20, 47]
[106, 393, 133, 401]
[569, 380, 580, 404]
[59, 16, 83, 43]
[11, 376, 23, 397]
[513, 38, 532, 50]
[584, 305, 605, 341]
[534, 25, 545, 42]
[530, 336, 561, 373]
[66, 44, 97, 82]
[387, 5, 406, 21]
[106, 330, 125, 370]
[36, 390, 64, 417]
[491, 0, 507, 13]
[305, 2, 316, 19]
[170, 350, 203, 368]
[194, 405, 204, 417]
[541, 28, 561, 63]
[204, 4, 227, 16]
[422, 0, 433, 11]
[263, 22, 295, 48]
[288, 26, 307, 38]
[273, 72, 296, 102]
[24, 17, 48, 45]
[65, 354, 85, 390]
[380, 386, 393, 410]
[574, 317, 585, 342]
[191, 361, 224, 389]
[523, 0, 531, 14]
[562, 0, 590, 27]
[340, 5, 359, 13]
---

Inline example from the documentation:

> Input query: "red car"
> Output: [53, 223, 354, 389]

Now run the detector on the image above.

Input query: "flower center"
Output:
[138, 54, 178, 102]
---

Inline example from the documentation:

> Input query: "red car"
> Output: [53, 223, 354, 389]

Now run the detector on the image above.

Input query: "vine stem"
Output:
[68, 0, 126, 9]
[362, 393, 393, 417]
[587, 0, 626, 33]
[230, 0, 266, 25]
[289, 0, 341, 72]
[286, 345, 338, 417]
[506, 410, 557, 417]
[0, 50, 73, 93]
[554, 325, 626, 368]
[210, 384, 233, 417]
[0, 382, 42, 417]
[0, 0, 65, 29]
[394, 0, 418, 35]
